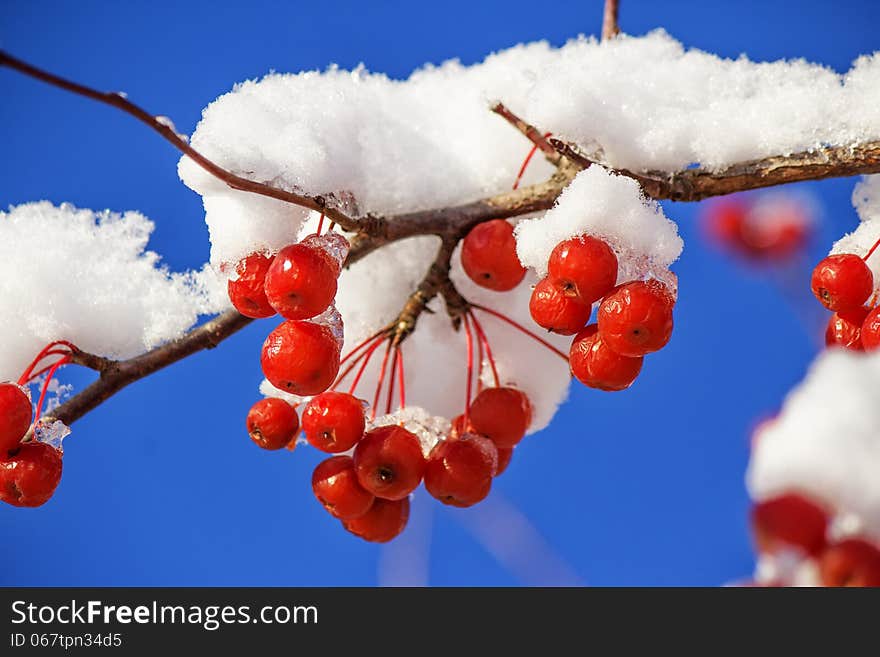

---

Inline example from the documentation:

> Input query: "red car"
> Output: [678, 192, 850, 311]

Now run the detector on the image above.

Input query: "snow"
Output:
[180, 30, 880, 268]
[514, 167, 682, 288]
[831, 175, 880, 290]
[746, 349, 880, 541]
[0, 202, 228, 382]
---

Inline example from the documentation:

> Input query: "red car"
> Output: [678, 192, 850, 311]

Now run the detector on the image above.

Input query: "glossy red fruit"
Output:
[0, 383, 32, 455]
[548, 236, 618, 304]
[703, 198, 748, 247]
[825, 306, 869, 351]
[468, 387, 532, 449]
[424, 434, 498, 507]
[495, 447, 513, 476]
[810, 254, 873, 312]
[227, 252, 276, 319]
[311, 456, 375, 520]
[261, 320, 341, 396]
[751, 493, 828, 557]
[264, 244, 338, 320]
[0, 442, 63, 507]
[343, 497, 410, 543]
[569, 324, 643, 391]
[819, 539, 880, 587]
[449, 414, 473, 440]
[246, 398, 299, 450]
[302, 392, 366, 453]
[353, 425, 425, 501]
[460, 220, 526, 292]
[597, 280, 674, 357]
[529, 277, 591, 335]
[861, 306, 880, 351]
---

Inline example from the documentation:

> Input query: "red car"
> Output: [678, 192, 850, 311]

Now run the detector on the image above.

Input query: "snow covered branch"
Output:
[0, 50, 360, 231]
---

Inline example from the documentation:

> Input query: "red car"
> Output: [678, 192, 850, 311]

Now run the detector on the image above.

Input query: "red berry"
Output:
[353, 425, 425, 501]
[311, 455, 375, 520]
[825, 306, 869, 351]
[460, 220, 526, 291]
[495, 447, 513, 476]
[245, 398, 299, 450]
[597, 280, 674, 357]
[751, 493, 828, 557]
[0, 383, 32, 454]
[449, 413, 473, 440]
[343, 497, 409, 543]
[811, 254, 873, 312]
[469, 387, 532, 449]
[424, 434, 498, 507]
[703, 198, 748, 247]
[264, 244, 338, 320]
[227, 252, 276, 319]
[529, 277, 591, 335]
[861, 306, 880, 351]
[547, 236, 618, 304]
[569, 324, 643, 391]
[0, 442, 63, 507]
[261, 320, 340, 396]
[302, 392, 366, 453]
[819, 539, 880, 587]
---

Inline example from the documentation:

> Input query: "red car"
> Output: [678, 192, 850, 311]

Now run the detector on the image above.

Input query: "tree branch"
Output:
[551, 138, 880, 201]
[602, 0, 621, 40]
[491, 102, 563, 166]
[0, 50, 360, 231]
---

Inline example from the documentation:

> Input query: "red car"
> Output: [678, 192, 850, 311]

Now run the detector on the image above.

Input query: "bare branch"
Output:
[602, 0, 621, 40]
[491, 102, 563, 166]
[0, 50, 360, 231]
[551, 138, 880, 201]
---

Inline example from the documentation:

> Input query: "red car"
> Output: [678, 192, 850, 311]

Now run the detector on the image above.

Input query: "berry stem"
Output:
[333, 331, 389, 390]
[470, 304, 569, 362]
[474, 315, 485, 393]
[396, 346, 406, 410]
[863, 235, 880, 263]
[340, 327, 391, 367]
[512, 132, 553, 190]
[17, 341, 77, 386]
[385, 347, 399, 415]
[328, 222, 336, 233]
[463, 313, 475, 427]
[23, 353, 77, 384]
[315, 212, 325, 237]
[371, 339, 394, 421]
[33, 355, 71, 424]
[469, 310, 500, 388]
[348, 336, 387, 396]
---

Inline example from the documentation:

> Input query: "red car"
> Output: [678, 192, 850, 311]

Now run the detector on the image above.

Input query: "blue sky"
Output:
[1, 0, 877, 586]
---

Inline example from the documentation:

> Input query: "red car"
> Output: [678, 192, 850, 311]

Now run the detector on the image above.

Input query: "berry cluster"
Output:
[527, 236, 675, 391]
[0, 340, 75, 508]
[810, 239, 880, 351]
[749, 492, 880, 586]
[702, 196, 812, 262]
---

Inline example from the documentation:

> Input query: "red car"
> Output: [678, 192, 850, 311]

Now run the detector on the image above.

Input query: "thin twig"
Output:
[602, 0, 621, 40]
[491, 102, 563, 166]
[0, 50, 359, 230]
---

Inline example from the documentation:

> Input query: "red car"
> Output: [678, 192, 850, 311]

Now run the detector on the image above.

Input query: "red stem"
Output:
[17, 341, 76, 385]
[470, 304, 569, 361]
[34, 355, 71, 424]
[371, 340, 394, 421]
[340, 327, 389, 367]
[474, 316, 485, 394]
[315, 212, 325, 237]
[469, 311, 500, 388]
[463, 314, 475, 427]
[397, 346, 406, 410]
[348, 337, 386, 397]
[513, 132, 553, 190]
[864, 235, 880, 263]
[385, 348, 399, 415]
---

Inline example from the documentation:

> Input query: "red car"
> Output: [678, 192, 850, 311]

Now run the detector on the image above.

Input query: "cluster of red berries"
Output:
[750, 493, 880, 586]
[245, 384, 531, 543]
[227, 229, 349, 401]
[702, 196, 811, 262]
[810, 244, 880, 351]
[526, 235, 674, 391]
[0, 339, 78, 508]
